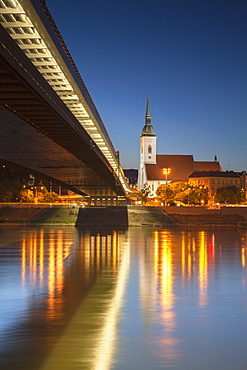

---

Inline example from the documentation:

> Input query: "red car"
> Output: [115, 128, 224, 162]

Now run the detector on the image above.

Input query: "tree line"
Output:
[139, 182, 245, 205]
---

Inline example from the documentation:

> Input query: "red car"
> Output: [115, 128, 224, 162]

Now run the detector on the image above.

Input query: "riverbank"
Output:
[166, 205, 247, 228]
[0, 205, 78, 225]
[0, 204, 247, 228]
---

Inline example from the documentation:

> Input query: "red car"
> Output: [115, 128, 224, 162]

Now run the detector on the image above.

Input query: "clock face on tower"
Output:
[148, 156, 151, 159]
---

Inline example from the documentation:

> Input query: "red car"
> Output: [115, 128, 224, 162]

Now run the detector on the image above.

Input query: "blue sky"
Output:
[47, 0, 247, 172]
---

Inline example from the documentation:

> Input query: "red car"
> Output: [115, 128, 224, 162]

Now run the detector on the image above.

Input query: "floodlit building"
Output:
[189, 170, 245, 201]
[137, 98, 222, 197]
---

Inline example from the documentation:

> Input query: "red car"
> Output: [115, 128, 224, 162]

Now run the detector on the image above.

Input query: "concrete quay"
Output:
[1, 204, 247, 228]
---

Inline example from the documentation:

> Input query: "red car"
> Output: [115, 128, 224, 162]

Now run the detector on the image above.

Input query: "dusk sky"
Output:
[47, 0, 247, 172]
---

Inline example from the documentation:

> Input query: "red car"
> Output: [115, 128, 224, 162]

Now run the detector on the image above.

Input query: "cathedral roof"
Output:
[141, 98, 156, 137]
[145, 155, 224, 182]
[146, 155, 195, 181]
[195, 161, 222, 172]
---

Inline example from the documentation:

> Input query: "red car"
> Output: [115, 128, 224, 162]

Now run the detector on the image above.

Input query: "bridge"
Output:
[0, 0, 132, 200]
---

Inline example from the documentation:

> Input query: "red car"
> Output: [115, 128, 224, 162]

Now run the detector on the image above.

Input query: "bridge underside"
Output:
[0, 106, 115, 196]
[0, 25, 124, 196]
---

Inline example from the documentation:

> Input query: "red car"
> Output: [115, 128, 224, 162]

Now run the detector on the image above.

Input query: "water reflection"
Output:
[0, 227, 129, 370]
[1, 227, 247, 369]
[121, 228, 247, 369]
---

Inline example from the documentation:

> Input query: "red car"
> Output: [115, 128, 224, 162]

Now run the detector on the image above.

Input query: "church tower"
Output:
[138, 98, 157, 189]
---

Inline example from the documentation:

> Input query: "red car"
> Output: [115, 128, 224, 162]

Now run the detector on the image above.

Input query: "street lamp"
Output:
[163, 168, 171, 186]
[163, 168, 171, 206]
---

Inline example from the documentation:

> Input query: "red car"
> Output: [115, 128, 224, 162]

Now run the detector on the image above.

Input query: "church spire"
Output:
[141, 97, 156, 136]
[145, 97, 151, 124]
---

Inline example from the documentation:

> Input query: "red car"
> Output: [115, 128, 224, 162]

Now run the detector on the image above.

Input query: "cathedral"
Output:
[137, 98, 222, 197]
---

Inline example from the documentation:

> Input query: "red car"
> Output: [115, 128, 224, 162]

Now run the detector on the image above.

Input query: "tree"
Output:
[20, 189, 35, 203]
[214, 186, 242, 204]
[156, 184, 174, 205]
[138, 183, 151, 204]
[20, 185, 58, 203]
[182, 185, 208, 205]
[156, 182, 208, 206]
[0, 180, 22, 202]
[37, 187, 58, 202]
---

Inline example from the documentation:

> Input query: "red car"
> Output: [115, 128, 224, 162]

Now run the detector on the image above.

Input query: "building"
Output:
[189, 170, 245, 201]
[123, 169, 138, 188]
[138, 98, 222, 197]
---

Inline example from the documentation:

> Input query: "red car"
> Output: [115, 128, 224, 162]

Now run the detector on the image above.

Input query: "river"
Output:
[0, 226, 247, 369]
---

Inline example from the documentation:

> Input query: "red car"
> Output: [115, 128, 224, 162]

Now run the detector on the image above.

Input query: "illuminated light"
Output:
[163, 168, 171, 175]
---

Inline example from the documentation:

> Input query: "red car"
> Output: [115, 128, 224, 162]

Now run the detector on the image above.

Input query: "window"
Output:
[148, 145, 152, 154]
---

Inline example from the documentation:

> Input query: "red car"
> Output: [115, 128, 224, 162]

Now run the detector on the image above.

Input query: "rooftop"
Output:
[189, 171, 240, 178]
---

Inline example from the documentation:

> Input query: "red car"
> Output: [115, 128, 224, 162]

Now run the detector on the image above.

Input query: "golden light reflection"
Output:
[40, 230, 129, 370]
[39, 229, 44, 287]
[241, 232, 247, 269]
[150, 230, 181, 361]
[21, 237, 26, 286]
[56, 230, 64, 295]
[181, 232, 186, 278]
[158, 231, 175, 332]
[47, 232, 56, 317]
[112, 230, 117, 272]
[154, 230, 159, 281]
[187, 234, 192, 277]
[21, 229, 73, 320]
[242, 247, 246, 267]
[198, 231, 208, 306]
[139, 231, 157, 326]
[32, 234, 37, 283]
[91, 236, 130, 370]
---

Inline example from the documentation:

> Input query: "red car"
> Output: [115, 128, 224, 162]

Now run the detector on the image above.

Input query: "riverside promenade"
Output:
[1, 204, 247, 228]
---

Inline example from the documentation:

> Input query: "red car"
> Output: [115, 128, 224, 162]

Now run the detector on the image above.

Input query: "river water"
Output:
[0, 226, 247, 369]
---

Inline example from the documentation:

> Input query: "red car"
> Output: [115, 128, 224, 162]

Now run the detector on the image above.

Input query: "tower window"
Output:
[148, 145, 152, 154]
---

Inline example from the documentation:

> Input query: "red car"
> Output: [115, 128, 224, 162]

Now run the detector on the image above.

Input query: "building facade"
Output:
[189, 171, 245, 201]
